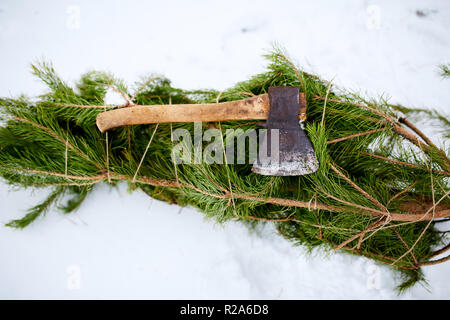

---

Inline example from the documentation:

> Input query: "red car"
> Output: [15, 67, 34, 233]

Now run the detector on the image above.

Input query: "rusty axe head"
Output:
[252, 86, 318, 176]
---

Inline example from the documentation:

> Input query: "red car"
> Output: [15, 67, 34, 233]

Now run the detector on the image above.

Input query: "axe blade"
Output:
[252, 87, 318, 176]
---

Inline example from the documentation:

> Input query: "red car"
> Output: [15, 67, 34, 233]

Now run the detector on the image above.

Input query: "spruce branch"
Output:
[439, 64, 450, 78]
[5, 186, 64, 228]
[1, 52, 449, 291]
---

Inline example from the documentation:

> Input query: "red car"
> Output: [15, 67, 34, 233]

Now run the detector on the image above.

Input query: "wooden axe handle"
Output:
[96, 93, 306, 132]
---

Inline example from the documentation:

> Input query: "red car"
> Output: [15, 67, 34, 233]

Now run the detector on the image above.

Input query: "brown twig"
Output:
[238, 91, 256, 97]
[398, 117, 435, 147]
[328, 162, 388, 213]
[357, 151, 449, 176]
[8, 167, 450, 222]
[334, 219, 384, 251]
[196, 166, 229, 194]
[177, 184, 450, 222]
[130, 77, 159, 102]
[30, 180, 102, 187]
[275, 225, 419, 270]
[392, 227, 419, 266]
[387, 181, 417, 207]
[245, 215, 294, 222]
[292, 219, 357, 232]
[392, 159, 436, 266]
[132, 124, 159, 182]
[315, 186, 385, 216]
[106, 84, 132, 106]
[327, 128, 385, 145]
[9, 168, 106, 181]
[358, 189, 450, 248]
[134, 168, 450, 222]
[399, 116, 450, 167]
[54, 103, 118, 109]
[307, 193, 323, 238]
[313, 96, 450, 171]
[419, 254, 450, 266]
[428, 243, 450, 259]
[234, 176, 275, 197]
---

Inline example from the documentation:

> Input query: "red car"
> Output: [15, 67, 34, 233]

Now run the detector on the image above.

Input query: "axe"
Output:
[96, 87, 318, 176]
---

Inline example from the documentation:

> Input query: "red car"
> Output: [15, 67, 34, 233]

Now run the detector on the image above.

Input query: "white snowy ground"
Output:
[0, 0, 449, 299]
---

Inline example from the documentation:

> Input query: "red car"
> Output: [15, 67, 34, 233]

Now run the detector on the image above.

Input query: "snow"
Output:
[0, 0, 449, 299]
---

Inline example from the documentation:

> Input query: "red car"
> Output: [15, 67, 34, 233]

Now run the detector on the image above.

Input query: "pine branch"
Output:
[5, 187, 64, 228]
[1, 52, 449, 291]
[439, 64, 450, 78]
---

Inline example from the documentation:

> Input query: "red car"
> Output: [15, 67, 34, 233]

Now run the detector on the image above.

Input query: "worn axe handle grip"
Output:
[96, 93, 306, 132]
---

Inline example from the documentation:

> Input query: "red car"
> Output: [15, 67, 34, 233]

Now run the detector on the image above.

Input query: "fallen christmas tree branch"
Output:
[356, 151, 449, 176]
[5, 166, 449, 222]
[313, 96, 450, 172]
[0, 50, 448, 291]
